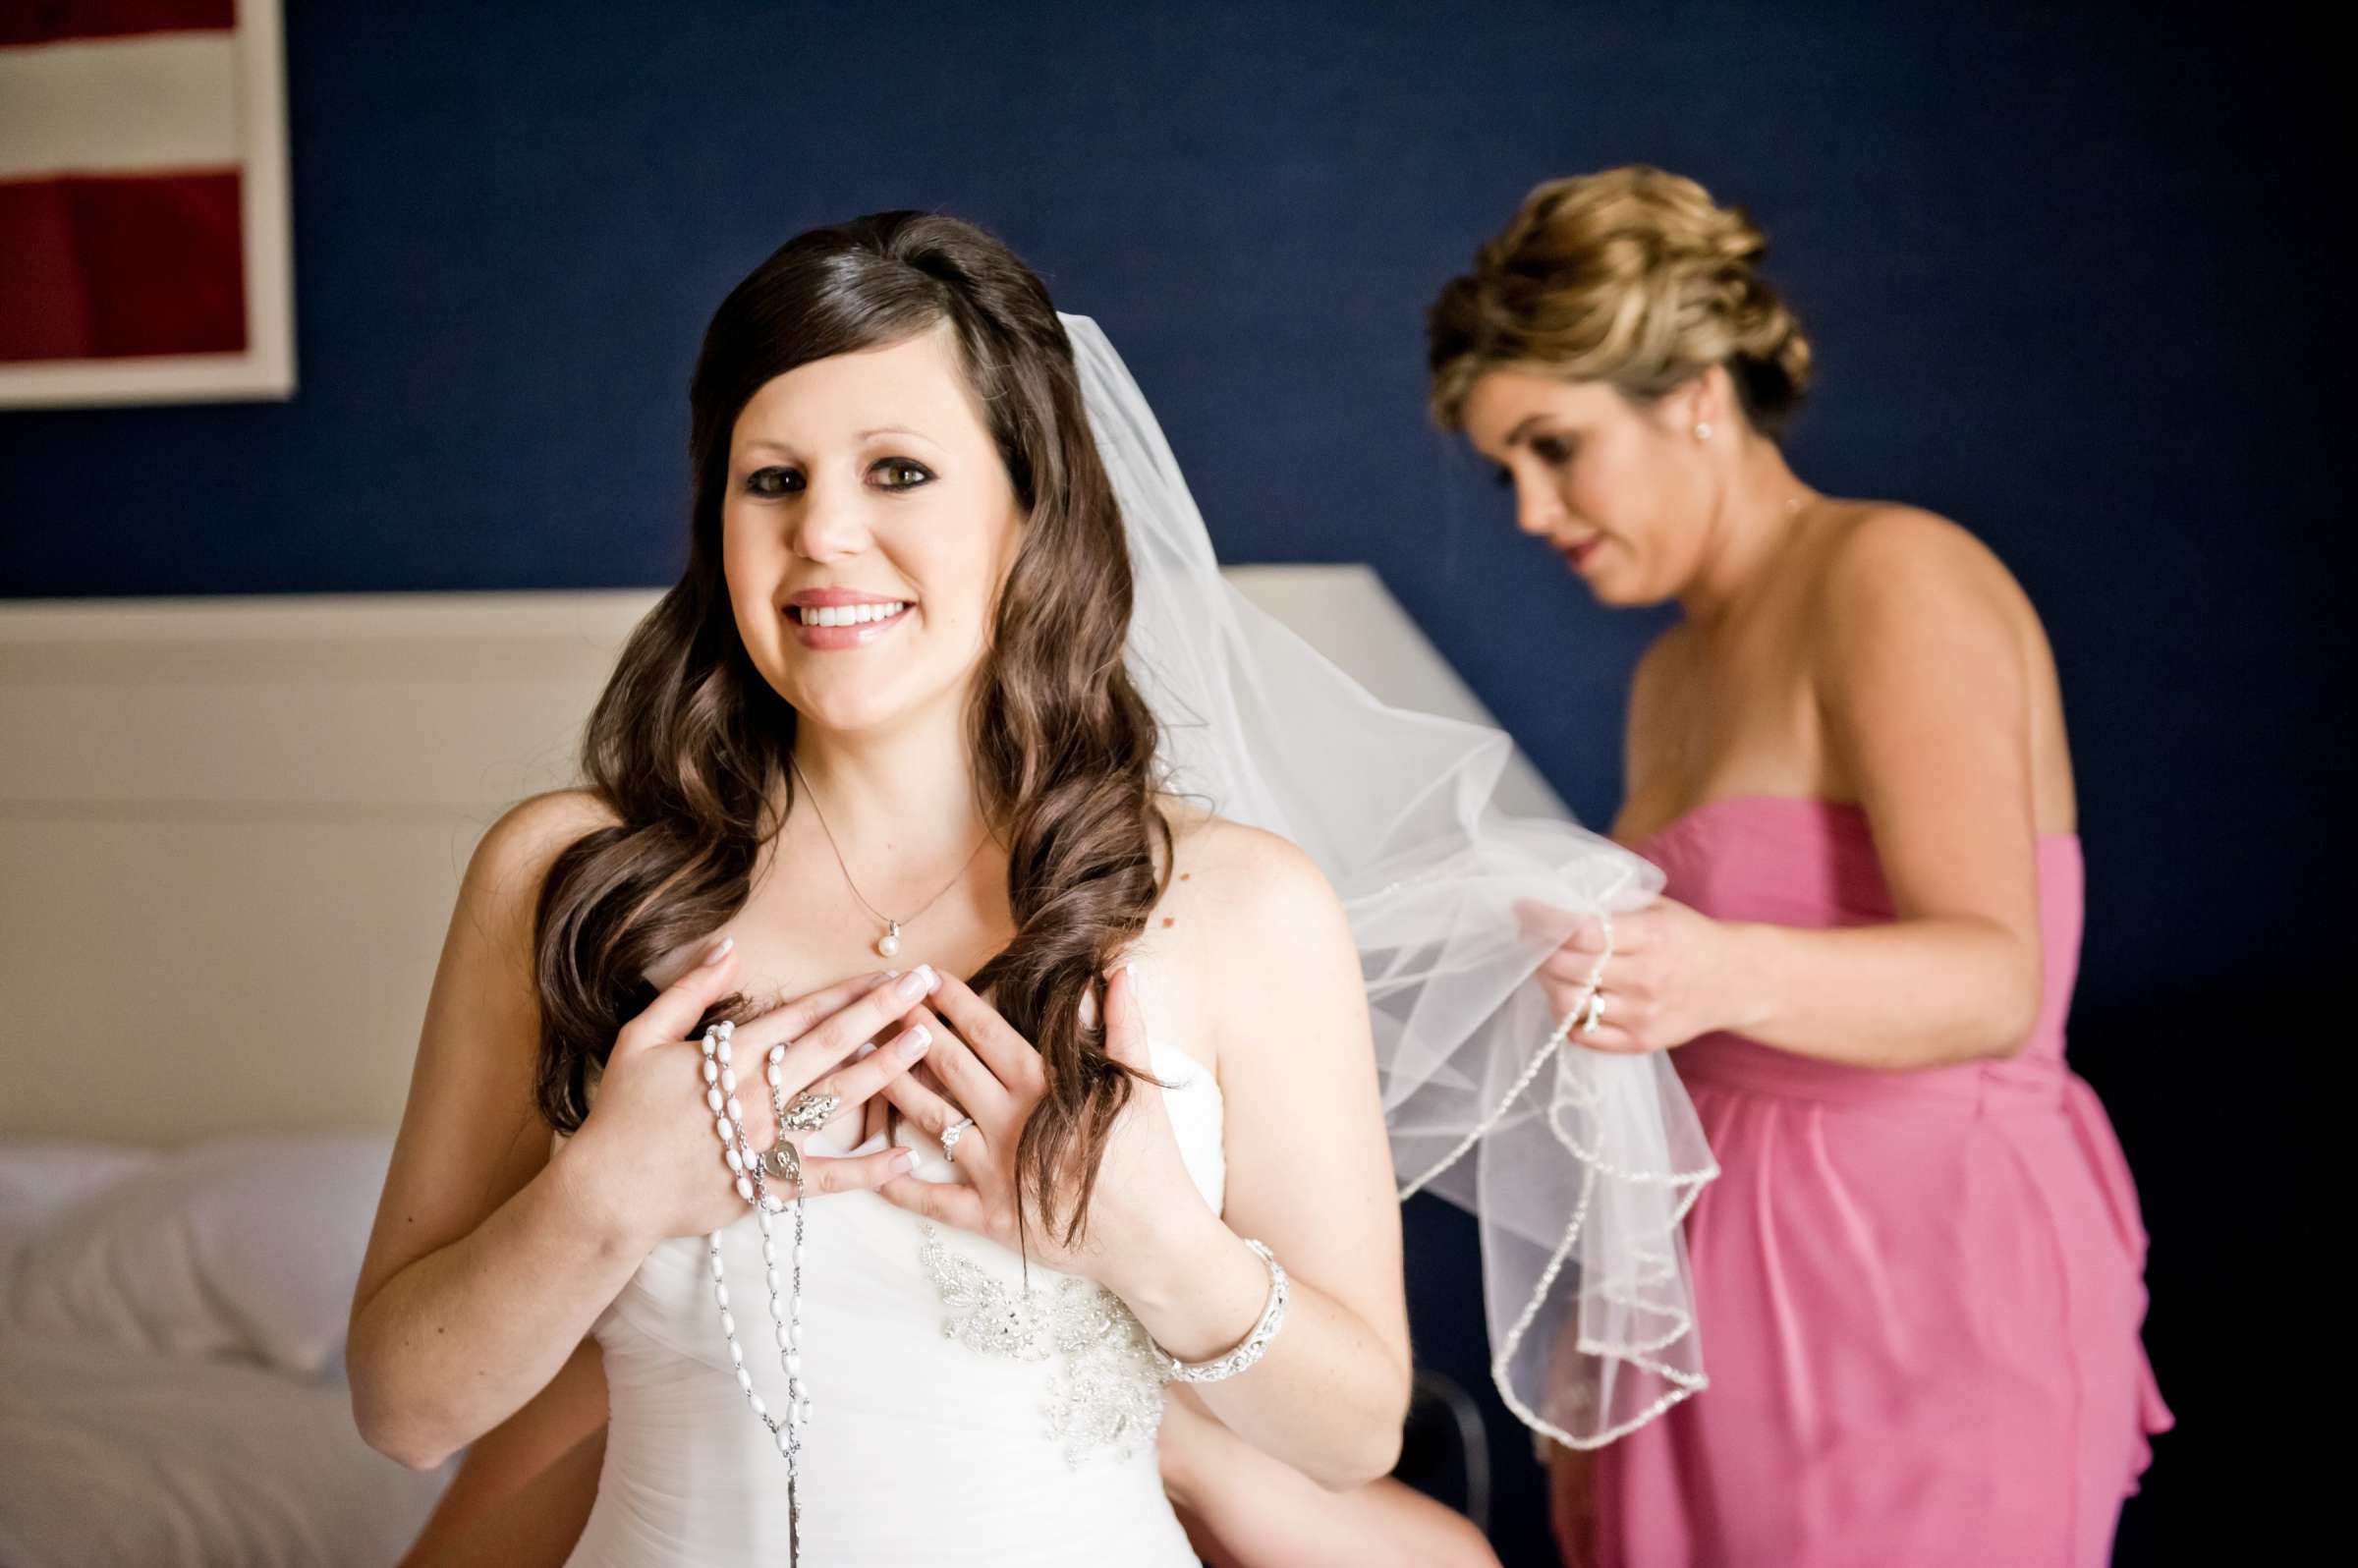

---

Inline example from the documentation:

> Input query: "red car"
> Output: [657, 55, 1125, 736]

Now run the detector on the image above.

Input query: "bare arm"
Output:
[397, 1340, 608, 1568]
[1567, 512, 2051, 1069]
[1159, 1389, 1497, 1568]
[348, 792, 660, 1470]
[1120, 827, 1414, 1488]
[1718, 511, 2049, 1067]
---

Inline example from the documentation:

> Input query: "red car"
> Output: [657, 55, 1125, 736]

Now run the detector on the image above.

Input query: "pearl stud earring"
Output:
[1694, 420, 1712, 441]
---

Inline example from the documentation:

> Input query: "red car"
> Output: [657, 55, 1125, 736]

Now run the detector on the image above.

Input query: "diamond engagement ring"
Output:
[940, 1116, 976, 1163]
[1582, 989, 1606, 1036]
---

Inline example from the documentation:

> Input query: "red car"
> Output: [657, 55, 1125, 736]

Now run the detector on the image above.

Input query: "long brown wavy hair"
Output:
[532, 212, 1170, 1249]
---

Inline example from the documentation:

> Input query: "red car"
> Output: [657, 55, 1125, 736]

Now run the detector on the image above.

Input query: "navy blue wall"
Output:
[5, 5, 2336, 1561]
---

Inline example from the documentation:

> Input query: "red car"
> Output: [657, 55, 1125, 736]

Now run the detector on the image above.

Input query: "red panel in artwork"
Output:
[0, 181, 95, 361]
[0, 1, 236, 48]
[0, 171, 247, 362]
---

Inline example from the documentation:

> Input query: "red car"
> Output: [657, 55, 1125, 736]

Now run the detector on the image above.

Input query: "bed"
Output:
[0, 1139, 448, 1566]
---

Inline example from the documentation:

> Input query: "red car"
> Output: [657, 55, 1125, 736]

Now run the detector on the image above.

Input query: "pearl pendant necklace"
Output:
[787, 756, 989, 961]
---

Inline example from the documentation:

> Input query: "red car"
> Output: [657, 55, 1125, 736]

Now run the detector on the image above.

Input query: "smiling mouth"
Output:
[791, 600, 910, 628]
[1563, 538, 1602, 570]
[784, 598, 914, 651]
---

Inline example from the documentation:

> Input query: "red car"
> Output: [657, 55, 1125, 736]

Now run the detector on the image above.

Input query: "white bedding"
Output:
[0, 1141, 157, 1297]
[0, 1331, 449, 1567]
[0, 1138, 451, 1568]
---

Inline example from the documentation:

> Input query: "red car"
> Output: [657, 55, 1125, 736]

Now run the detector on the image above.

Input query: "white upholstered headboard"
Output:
[0, 568, 1562, 1146]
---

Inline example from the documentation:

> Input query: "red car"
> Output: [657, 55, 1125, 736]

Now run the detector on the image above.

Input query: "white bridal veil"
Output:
[1065, 313, 1717, 1448]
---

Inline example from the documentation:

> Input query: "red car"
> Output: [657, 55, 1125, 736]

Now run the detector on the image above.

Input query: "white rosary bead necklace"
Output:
[702, 1018, 809, 1563]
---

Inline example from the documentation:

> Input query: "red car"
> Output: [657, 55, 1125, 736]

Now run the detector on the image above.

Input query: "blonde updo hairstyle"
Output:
[1428, 165, 1813, 438]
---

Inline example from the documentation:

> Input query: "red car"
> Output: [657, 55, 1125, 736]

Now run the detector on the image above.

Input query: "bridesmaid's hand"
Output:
[874, 963, 1208, 1293]
[1518, 897, 1747, 1054]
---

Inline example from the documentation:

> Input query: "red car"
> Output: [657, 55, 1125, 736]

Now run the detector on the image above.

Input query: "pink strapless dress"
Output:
[1589, 797, 2170, 1568]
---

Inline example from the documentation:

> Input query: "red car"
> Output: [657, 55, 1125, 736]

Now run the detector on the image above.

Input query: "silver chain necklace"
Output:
[788, 756, 991, 958]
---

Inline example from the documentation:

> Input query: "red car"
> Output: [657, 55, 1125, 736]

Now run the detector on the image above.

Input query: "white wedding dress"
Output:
[563, 968, 1222, 1567]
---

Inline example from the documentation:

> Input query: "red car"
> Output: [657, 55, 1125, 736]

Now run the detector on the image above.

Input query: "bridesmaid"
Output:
[1426, 166, 2170, 1567]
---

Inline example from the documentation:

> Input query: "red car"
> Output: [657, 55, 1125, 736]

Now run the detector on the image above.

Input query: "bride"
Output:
[347, 211, 1418, 1564]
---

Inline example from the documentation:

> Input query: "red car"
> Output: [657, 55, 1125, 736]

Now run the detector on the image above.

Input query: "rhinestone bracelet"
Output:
[1150, 1238, 1288, 1383]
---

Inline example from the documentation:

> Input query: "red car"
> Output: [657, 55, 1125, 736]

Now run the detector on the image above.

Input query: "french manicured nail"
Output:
[896, 1026, 932, 1060]
[890, 1149, 916, 1173]
[895, 965, 935, 1000]
[702, 935, 734, 966]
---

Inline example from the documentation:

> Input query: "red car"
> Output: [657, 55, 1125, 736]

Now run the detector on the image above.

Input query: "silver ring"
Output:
[940, 1116, 976, 1163]
[779, 1090, 839, 1134]
[1581, 989, 1606, 1036]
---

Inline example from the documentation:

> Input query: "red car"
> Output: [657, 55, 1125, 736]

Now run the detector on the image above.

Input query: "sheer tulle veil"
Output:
[1063, 313, 1718, 1447]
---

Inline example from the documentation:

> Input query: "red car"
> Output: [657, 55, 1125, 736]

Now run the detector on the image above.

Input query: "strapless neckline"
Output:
[1630, 793, 2081, 854]
[1628, 789, 2088, 1086]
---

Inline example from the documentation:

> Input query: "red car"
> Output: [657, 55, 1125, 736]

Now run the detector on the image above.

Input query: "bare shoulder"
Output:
[1805, 502, 2074, 819]
[1804, 503, 2039, 666]
[1145, 799, 1358, 1072]
[483, 785, 622, 850]
[1813, 503, 2025, 620]
[1154, 797, 1347, 932]
[456, 788, 624, 943]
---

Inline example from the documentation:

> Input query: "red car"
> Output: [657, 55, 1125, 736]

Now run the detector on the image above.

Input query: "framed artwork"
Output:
[0, 0, 294, 409]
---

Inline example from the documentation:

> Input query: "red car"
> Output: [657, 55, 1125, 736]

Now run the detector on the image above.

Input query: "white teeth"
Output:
[797, 602, 905, 628]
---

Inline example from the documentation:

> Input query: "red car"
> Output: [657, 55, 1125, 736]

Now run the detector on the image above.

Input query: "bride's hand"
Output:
[567, 945, 937, 1248]
[873, 964, 1206, 1291]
